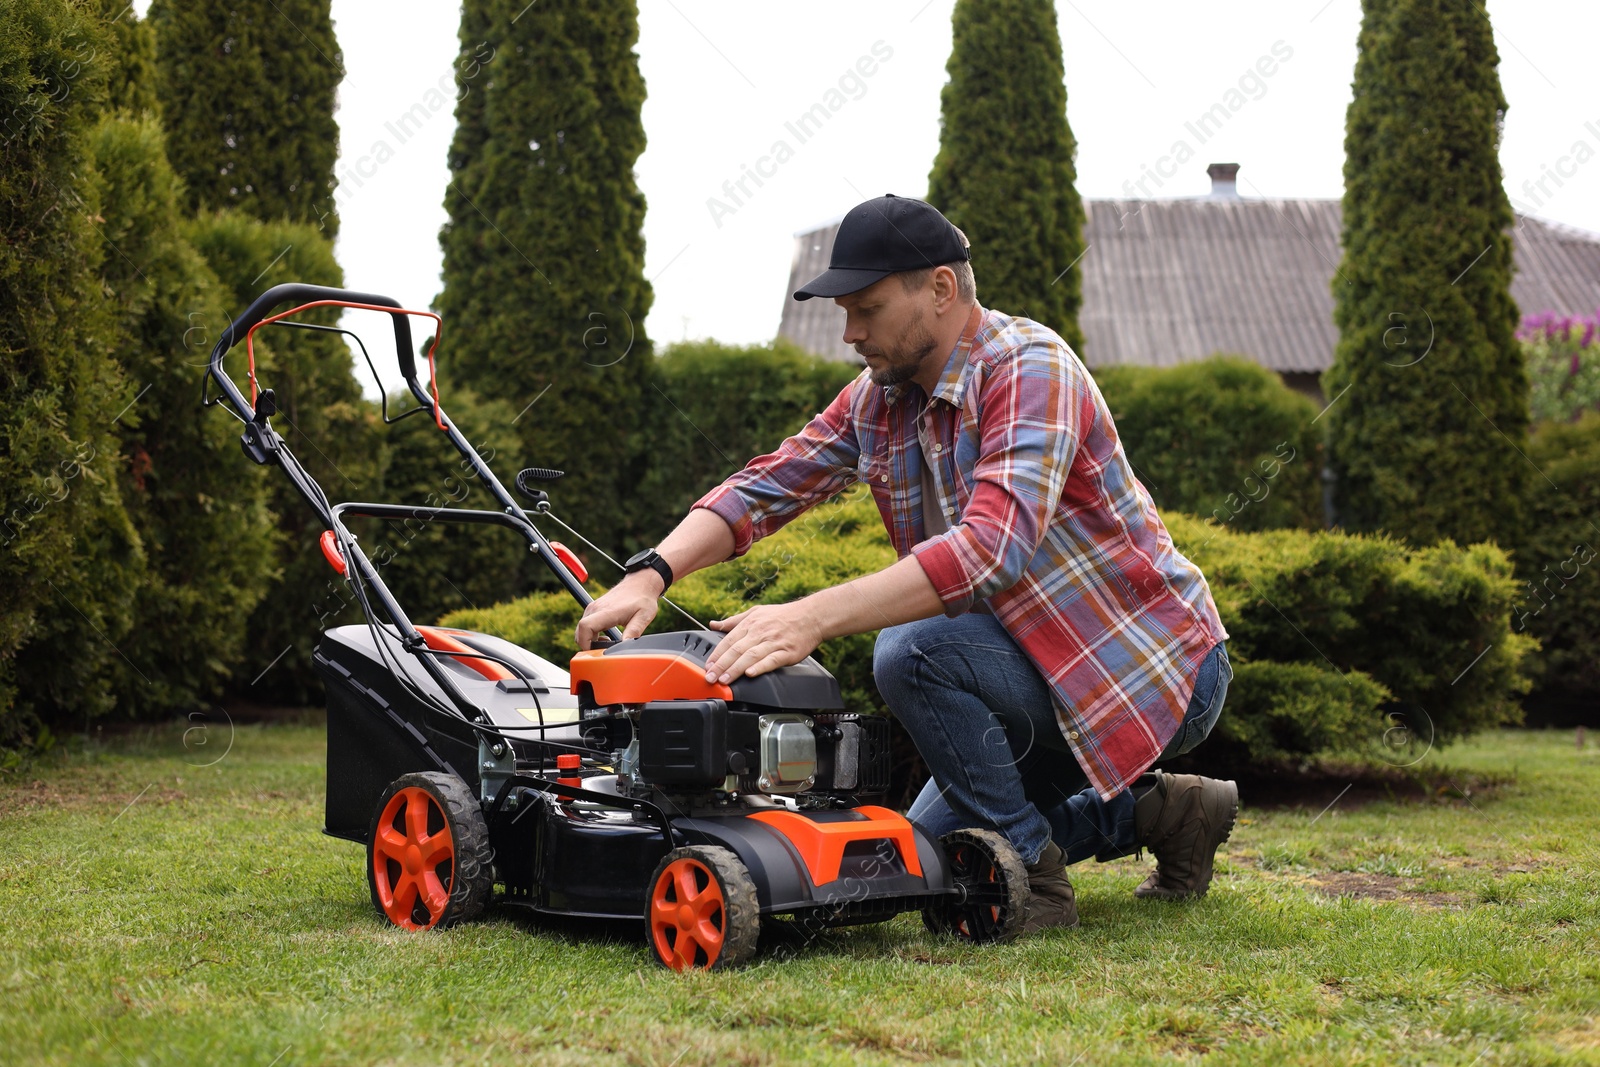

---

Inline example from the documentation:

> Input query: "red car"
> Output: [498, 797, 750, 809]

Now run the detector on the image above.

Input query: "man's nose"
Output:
[841, 312, 867, 346]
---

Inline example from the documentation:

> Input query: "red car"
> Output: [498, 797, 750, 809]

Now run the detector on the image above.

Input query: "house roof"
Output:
[777, 198, 1600, 373]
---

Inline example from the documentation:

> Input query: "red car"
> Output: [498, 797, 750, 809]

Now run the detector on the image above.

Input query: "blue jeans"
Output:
[875, 612, 1231, 866]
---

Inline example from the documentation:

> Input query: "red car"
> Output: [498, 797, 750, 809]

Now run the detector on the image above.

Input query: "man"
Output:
[577, 194, 1237, 933]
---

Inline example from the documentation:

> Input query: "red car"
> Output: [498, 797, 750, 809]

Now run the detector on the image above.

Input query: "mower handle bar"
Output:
[209, 283, 425, 421]
[206, 281, 619, 657]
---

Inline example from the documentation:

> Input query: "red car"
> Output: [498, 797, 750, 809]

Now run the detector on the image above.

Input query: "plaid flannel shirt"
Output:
[694, 305, 1228, 799]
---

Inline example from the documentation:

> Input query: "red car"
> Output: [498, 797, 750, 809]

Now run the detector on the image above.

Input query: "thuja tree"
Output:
[149, 0, 342, 234]
[0, 0, 143, 746]
[927, 0, 1085, 353]
[437, 0, 653, 556]
[151, 0, 383, 700]
[88, 113, 279, 716]
[188, 214, 383, 702]
[89, 0, 159, 115]
[1323, 0, 1525, 549]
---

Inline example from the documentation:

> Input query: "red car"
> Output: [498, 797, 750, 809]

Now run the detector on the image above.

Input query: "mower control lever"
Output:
[240, 388, 283, 466]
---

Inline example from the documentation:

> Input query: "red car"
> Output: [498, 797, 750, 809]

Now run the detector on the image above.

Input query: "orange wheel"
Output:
[366, 772, 492, 930]
[645, 845, 759, 972]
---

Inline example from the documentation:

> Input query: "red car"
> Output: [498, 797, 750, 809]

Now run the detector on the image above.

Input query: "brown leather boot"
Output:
[1023, 841, 1079, 932]
[1132, 772, 1238, 899]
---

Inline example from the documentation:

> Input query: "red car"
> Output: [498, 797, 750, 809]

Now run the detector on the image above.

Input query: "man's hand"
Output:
[703, 602, 824, 684]
[575, 571, 663, 649]
[702, 556, 945, 683]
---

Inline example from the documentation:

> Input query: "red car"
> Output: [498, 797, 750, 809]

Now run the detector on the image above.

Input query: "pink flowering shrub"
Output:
[1520, 310, 1600, 424]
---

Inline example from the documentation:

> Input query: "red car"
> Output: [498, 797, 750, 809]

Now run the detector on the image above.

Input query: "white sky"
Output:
[136, 2, 1600, 394]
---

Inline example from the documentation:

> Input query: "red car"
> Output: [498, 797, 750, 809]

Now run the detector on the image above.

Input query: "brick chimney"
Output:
[1206, 162, 1240, 198]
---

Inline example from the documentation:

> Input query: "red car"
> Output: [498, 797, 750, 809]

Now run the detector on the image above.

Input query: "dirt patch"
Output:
[1314, 871, 1405, 899]
[0, 774, 187, 817]
[1550, 1024, 1600, 1050]
[1455, 856, 1547, 875]
[1310, 871, 1462, 907]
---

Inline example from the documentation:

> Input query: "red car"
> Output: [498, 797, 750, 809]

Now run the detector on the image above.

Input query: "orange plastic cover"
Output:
[548, 541, 588, 583]
[319, 529, 347, 575]
[569, 649, 733, 705]
[416, 626, 514, 682]
[748, 805, 924, 887]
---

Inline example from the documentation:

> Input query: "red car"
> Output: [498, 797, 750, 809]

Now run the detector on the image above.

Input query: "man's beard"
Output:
[859, 308, 938, 387]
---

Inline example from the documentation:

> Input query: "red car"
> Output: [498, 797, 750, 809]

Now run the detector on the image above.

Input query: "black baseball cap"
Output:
[793, 194, 970, 301]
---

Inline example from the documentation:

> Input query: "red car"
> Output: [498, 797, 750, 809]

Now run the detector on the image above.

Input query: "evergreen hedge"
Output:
[445, 489, 1530, 771]
[364, 386, 527, 627]
[144, 0, 366, 702]
[0, 0, 140, 749]
[635, 339, 862, 543]
[188, 214, 383, 702]
[1171, 512, 1531, 759]
[1517, 413, 1600, 711]
[89, 113, 279, 716]
[95, 0, 158, 115]
[1092, 358, 1323, 533]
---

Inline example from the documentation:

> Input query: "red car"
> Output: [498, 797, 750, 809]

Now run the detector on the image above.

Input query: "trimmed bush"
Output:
[448, 488, 1531, 772]
[1209, 659, 1391, 765]
[1093, 357, 1323, 532]
[1168, 511, 1531, 746]
[1516, 413, 1600, 711]
[637, 339, 862, 543]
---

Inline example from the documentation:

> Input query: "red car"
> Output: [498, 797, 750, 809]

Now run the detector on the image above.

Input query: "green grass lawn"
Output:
[3, 719, 1599, 1066]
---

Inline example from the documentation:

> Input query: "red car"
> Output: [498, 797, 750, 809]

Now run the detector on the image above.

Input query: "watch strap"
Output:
[626, 549, 673, 593]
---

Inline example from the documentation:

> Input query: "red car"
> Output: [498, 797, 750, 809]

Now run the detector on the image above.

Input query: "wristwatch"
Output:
[623, 547, 674, 593]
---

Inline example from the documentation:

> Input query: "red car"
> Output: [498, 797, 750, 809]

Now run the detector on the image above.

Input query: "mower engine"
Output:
[569, 631, 890, 808]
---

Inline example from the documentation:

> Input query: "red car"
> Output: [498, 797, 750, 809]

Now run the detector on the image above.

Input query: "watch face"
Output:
[624, 548, 655, 569]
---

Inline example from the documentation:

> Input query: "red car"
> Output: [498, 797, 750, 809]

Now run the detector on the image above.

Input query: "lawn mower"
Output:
[205, 283, 1031, 970]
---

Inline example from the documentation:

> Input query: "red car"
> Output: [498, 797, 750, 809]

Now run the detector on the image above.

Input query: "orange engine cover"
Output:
[569, 648, 733, 706]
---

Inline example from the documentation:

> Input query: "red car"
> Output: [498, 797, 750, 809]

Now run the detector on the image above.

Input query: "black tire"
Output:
[366, 771, 493, 930]
[922, 828, 1029, 944]
[645, 845, 760, 971]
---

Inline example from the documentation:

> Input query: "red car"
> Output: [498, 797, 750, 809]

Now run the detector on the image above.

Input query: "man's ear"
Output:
[932, 264, 959, 313]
